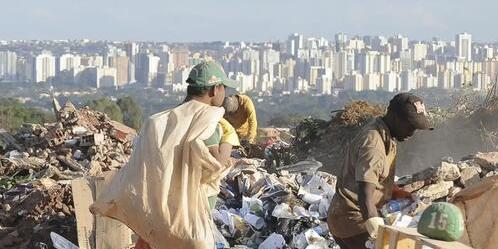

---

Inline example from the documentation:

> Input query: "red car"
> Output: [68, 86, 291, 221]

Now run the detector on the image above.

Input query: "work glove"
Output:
[365, 217, 385, 239]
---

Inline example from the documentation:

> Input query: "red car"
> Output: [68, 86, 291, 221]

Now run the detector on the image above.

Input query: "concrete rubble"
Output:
[384, 152, 498, 232]
[0, 98, 136, 249]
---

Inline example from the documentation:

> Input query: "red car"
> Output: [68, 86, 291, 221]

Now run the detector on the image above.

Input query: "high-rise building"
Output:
[364, 73, 381, 90]
[125, 42, 139, 62]
[76, 67, 117, 88]
[58, 54, 81, 72]
[317, 73, 333, 95]
[16, 57, 29, 82]
[234, 72, 255, 93]
[108, 55, 130, 86]
[0, 51, 17, 81]
[472, 72, 491, 91]
[438, 69, 455, 89]
[400, 70, 415, 91]
[335, 32, 348, 52]
[261, 49, 280, 70]
[371, 36, 388, 51]
[376, 53, 391, 73]
[483, 59, 498, 82]
[135, 53, 160, 86]
[172, 48, 189, 70]
[81, 55, 104, 67]
[56, 54, 81, 84]
[412, 43, 428, 61]
[344, 72, 363, 91]
[309, 66, 326, 87]
[288, 33, 304, 57]
[423, 75, 438, 88]
[334, 49, 355, 79]
[295, 77, 309, 92]
[456, 32, 472, 61]
[347, 38, 365, 51]
[358, 51, 377, 74]
[34, 51, 56, 83]
[382, 72, 398, 92]
[399, 50, 413, 71]
[392, 34, 409, 53]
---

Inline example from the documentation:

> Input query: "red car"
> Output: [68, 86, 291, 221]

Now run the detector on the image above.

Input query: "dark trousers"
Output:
[333, 233, 370, 249]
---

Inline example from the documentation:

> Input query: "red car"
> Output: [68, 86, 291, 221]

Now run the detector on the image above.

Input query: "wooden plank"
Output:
[396, 233, 417, 249]
[94, 171, 135, 249]
[420, 237, 473, 249]
[376, 226, 387, 249]
[380, 226, 473, 249]
[71, 177, 96, 249]
[388, 229, 398, 249]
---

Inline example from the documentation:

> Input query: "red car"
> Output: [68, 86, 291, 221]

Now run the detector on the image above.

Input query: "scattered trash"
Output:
[258, 233, 286, 249]
[2, 98, 498, 249]
[50, 232, 79, 249]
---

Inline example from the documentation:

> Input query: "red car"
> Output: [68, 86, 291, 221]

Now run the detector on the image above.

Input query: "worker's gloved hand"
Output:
[365, 217, 385, 239]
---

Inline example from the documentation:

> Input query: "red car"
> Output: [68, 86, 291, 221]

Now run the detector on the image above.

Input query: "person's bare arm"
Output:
[358, 181, 379, 220]
[219, 143, 233, 167]
[208, 145, 221, 161]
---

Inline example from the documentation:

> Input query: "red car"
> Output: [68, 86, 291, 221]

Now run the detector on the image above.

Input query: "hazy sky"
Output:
[1, 0, 495, 42]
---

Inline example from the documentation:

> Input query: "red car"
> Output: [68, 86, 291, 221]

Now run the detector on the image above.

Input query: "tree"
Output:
[0, 98, 54, 131]
[86, 97, 123, 122]
[117, 96, 144, 130]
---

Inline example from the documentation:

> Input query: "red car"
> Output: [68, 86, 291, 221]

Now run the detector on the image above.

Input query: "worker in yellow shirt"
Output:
[222, 94, 258, 144]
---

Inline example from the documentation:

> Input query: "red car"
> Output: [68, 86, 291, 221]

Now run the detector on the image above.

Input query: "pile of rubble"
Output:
[380, 151, 498, 229]
[399, 152, 498, 200]
[0, 98, 136, 249]
[213, 158, 338, 249]
[1, 97, 497, 249]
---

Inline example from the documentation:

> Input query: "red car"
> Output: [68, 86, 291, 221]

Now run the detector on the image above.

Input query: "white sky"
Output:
[1, 0, 494, 42]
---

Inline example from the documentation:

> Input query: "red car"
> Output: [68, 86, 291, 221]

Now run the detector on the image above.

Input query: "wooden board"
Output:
[71, 177, 96, 249]
[72, 171, 135, 249]
[94, 171, 135, 249]
[376, 226, 473, 249]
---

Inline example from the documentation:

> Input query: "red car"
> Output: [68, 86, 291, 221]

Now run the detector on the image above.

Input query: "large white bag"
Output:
[90, 100, 225, 249]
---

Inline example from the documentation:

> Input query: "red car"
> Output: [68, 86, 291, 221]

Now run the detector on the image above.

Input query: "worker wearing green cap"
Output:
[134, 60, 240, 249]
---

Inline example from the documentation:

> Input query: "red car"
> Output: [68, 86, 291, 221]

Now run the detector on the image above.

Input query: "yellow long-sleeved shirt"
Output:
[224, 95, 258, 143]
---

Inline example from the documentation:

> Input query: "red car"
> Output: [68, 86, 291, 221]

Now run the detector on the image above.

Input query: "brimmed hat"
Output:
[186, 61, 239, 89]
[388, 93, 434, 130]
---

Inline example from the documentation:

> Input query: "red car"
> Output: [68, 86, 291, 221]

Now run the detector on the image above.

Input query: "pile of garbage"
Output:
[0, 99, 136, 249]
[213, 158, 338, 249]
[1, 96, 498, 249]
[381, 151, 498, 229]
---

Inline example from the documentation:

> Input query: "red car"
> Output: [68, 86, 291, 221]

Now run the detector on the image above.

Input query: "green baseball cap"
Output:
[186, 61, 239, 89]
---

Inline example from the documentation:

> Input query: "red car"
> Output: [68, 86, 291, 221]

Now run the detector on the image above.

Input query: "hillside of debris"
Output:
[292, 89, 498, 176]
[0, 90, 497, 249]
[0, 98, 136, 249]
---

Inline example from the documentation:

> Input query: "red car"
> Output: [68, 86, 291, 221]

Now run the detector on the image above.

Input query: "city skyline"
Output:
[2, 31, 497, 95]
[1, 0, 497, 42]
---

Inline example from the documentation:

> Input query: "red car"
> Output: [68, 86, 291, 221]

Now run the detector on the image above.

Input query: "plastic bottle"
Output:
[381, 199, 412, 217]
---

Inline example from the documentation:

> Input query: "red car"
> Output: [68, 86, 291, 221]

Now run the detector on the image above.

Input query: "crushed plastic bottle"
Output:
[380, 198, 412, 217]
